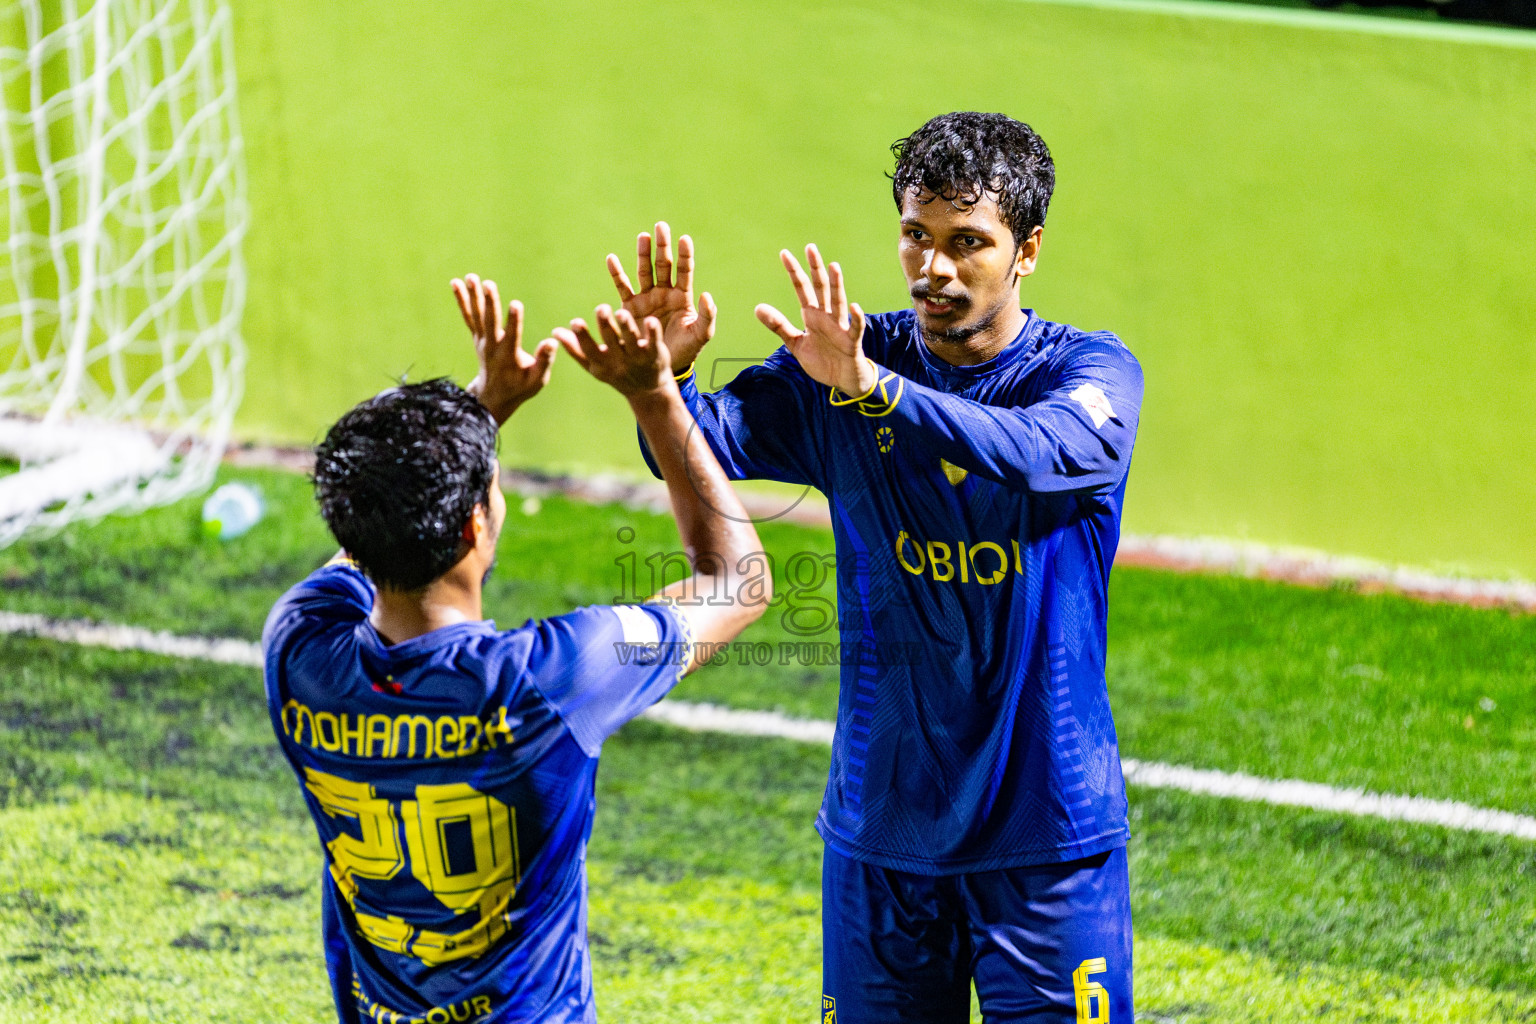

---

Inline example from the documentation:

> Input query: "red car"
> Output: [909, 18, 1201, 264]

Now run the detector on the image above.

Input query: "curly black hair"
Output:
[313, 378, 498, 591]
[890, 112, 1055, 247]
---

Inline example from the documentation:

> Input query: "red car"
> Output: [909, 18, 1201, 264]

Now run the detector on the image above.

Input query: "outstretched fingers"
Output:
[553, 326, 589, 368]
[455, 273, 489, 338]
[451, 277, 477, 336]
[564, 319, 603, 365]
[780, 250, 817, 312]
[637, 232, 655, 293]
[614, 308, 654, 352]
[505, 298, 524, 350]
[481, 279, 503, 342]
[755, 302, 805, 346]
[607, 253, 636, 303]
[652, 221, 674, 290]
[521, 335, 557, 385]
[806, 244, 831, 310]
[595, 305, 629, 353]
[676, 233, 694, 298]
[828, 262, 849, 325]
[530, 336, 558, 373]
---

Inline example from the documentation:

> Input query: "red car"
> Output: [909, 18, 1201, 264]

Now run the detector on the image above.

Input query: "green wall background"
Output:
[230, 0, 1536, 577]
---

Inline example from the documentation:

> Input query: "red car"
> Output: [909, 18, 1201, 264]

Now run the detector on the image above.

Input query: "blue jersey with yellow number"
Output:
[646, 308, 1142, 874]
[262, 561, 689, 1024]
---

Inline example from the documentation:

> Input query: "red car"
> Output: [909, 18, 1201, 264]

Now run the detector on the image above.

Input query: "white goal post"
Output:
[0, 0, 246, 544]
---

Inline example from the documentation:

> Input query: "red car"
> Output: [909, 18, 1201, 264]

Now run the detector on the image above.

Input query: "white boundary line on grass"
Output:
[1114, 535, 1536, 611]
[5, 610, 1534, 842]
[0, 610, 265, 667]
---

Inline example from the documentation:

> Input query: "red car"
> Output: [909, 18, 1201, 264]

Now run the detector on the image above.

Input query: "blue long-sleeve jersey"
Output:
[644, 308, 1143, 874]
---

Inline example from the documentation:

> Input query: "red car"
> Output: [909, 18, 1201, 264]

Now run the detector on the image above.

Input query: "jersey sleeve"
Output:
[638, 347, 825, 488]
[261, 556, 374, 656]
[857, 334, 1142, 495]
[520, 602, 693, 757]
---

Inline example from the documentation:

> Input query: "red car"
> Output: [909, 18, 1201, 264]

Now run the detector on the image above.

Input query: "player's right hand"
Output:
[556, 306, 676, 399]
[606, 221, 716, 376]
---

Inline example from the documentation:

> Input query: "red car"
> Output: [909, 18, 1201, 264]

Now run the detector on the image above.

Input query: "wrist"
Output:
[833, 357, 880, 402]
[625, 380, 682, 416]
[467, 376, 516, 427]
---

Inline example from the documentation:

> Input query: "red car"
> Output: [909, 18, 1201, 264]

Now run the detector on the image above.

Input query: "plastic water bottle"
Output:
[201, 482, 263, 540]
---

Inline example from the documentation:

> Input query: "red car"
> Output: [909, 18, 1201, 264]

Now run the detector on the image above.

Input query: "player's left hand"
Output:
[756, 245, 879, 399]
[556, 305, 675, 399]
[452, 273, 558, 425]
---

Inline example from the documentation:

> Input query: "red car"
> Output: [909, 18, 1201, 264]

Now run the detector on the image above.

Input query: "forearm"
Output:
[637, 357, 821, 487]
[628, 388, 770, 662]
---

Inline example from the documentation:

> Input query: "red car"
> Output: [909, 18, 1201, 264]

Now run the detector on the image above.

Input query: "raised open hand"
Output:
[451, 273, 557, 425]
[755, 245, 878, 399]
[555, 305, 673, 398]
[607, 221, 716, 375]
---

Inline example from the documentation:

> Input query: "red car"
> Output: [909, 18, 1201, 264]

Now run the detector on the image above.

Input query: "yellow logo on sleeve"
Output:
[822, 995, 836, 1023]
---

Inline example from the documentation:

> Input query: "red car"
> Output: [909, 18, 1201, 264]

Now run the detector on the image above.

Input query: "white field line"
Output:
[1114, 535, 1536, 612]
[1116, 759, 1536, 840]
[0, 610, 264, 667]
[5, 610, 1533, 842]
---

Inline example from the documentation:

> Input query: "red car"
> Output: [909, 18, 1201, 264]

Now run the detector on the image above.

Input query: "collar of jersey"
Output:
[355, 618, 498, 664]
[910, 308, 1041, 380]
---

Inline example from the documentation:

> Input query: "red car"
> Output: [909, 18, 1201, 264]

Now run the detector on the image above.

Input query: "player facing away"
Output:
[609, 112, 1142, 1021]
[262, 280, 770, 1024]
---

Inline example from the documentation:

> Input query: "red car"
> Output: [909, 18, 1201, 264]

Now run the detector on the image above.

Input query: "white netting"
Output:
[0, 0, 245, 544]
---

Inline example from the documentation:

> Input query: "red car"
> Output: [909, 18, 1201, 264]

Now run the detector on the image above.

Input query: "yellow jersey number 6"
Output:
[1073, 957, 1110, 1023]
[304, 768, 521, 966]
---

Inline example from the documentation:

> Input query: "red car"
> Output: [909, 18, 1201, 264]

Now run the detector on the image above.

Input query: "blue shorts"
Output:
[821, 845, 1132, 1023]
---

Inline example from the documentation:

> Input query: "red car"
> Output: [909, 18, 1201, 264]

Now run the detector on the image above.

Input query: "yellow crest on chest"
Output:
[939, 459, 969, 486]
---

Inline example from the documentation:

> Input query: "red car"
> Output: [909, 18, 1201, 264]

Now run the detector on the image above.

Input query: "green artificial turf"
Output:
[2, 465, 1531, 811]
[2, 473, 1536, 1020]
[1, 636, 1534, 1021]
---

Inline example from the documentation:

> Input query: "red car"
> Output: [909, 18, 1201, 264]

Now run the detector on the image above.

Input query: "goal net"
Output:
[0, 0, 246, 544]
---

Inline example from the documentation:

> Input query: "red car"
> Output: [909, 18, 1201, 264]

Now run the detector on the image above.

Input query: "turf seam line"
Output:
[7, 609, 1534, 842]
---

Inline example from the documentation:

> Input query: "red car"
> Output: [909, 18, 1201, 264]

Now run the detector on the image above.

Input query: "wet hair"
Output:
[313, 378, 498, 590]
[890, 112, 1055, 246]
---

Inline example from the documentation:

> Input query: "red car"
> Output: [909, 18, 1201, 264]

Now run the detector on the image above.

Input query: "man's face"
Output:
[898, 187, 1039, 346]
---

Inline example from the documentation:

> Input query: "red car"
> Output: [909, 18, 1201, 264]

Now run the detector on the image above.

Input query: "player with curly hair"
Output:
[265, 283, 769, 1023]
[609, 111, 1142, 1022]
